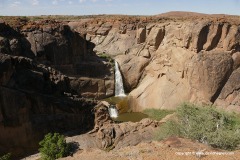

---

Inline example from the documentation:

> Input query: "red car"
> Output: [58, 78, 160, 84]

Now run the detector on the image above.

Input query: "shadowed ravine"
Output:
[0, 13, 240, 158]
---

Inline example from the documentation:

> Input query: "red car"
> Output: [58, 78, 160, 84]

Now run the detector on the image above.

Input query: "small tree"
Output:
[39, 133, 70, 160]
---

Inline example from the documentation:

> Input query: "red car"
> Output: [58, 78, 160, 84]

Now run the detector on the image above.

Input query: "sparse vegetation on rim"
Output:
[155, 103, 240, 150]
[98, 52, 114, 67]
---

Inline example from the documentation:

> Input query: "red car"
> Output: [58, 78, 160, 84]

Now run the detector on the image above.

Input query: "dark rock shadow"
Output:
[0, 20, 114, 158]
[68, 142, 80, 156]
[0, 21, 35, 58]
[0, 54, 96, 159]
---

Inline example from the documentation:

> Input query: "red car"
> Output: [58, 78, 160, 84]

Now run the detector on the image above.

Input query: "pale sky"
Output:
[0, 0, 240, 16]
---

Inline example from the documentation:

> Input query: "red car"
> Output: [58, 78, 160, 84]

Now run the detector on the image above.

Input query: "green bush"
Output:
[154, 120, 181, 141]
[39, 133, 70, 160]
[154, 103, 240, 150]
[0, 153, 11, 160]
[143, 109, 174, 121]
[98, 53, 114, 64]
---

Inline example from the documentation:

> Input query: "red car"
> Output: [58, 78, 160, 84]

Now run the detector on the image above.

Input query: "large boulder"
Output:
[137, 27, 146, 44]
[95, 118, 160, 149]
[67, 118, 160, 151]
[146, 26, 165, 49]
[214, 67, 240, 112]
[116, 54, 150, 92]
[187, 51, 233, 103]
[129, 47, 193, 111]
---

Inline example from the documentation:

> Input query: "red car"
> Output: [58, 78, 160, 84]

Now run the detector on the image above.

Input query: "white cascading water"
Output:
[108, 105, 119, 118]
[114, 60, 126, 97]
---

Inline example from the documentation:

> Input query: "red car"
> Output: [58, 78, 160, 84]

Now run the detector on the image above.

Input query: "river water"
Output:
[104, 96, 148, 122]
[106, 61, 148, 122]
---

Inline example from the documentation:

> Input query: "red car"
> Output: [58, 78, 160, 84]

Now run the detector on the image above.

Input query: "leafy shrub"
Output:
[154, 103, 240, 150]
[143, 109, 174, 121]
[39, 133, 70, 160]
[98, 53, 114, 65]
[177, 103, 240, 150]
[0, 153, 11, 160]
[154, 120, 181, 141]
[98, 53, 110, 59]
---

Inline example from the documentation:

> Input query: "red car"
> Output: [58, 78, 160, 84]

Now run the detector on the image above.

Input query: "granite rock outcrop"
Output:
[70, 15, 240, 111]
[1, 13, 240, 158]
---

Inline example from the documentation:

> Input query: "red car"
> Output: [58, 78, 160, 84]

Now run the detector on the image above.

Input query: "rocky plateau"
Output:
[1, 12, 240, 158]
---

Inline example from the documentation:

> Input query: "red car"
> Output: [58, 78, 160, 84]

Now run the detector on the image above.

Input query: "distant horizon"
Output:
[0, 0, 240, 16]
[1, 11, 240, 17]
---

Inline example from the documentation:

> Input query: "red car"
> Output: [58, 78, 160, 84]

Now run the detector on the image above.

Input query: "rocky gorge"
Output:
[0, 12, 240, 159]
[70, 14, 240, 112]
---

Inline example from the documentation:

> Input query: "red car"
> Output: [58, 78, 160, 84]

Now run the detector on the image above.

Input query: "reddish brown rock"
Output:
[214, 67, 240, 112]
[2, 13, 240, 158]
[68, 15, 240, 111]
[0, 54, 96, 159]
[146, 26, 165, 49]
[232, 52, 240, 69]
[137, 27, 146, 44]
[116, 54, 150, 92]
[187, 51, 233, 103]
[67, 118, 160, 151]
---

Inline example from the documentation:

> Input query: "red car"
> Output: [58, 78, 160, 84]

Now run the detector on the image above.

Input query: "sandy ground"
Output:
[57, 137, 240, 160]
[23, 137, 240, 160]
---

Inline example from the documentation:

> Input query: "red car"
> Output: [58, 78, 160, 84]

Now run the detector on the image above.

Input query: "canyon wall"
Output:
[0, 54, 96, 158]
[1, 14, 240, 158]
[70, 15, 240, 112]
[0, 20, 101, 158]
[0, 20, 114, 99]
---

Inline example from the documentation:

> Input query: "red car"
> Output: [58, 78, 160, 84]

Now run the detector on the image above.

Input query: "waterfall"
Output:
[115, 61, 126, 97]
[108, 105, 119, 118]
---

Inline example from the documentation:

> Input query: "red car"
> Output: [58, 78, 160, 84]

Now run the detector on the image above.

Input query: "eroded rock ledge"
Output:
[1, 14, 240, 158]
[66, 103, 160, 151]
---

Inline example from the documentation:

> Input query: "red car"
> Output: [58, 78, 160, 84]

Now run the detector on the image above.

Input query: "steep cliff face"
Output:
[0, 18, 116, 158]
[71, 15, 240, 111]
[1, 14, 240, 158]
[2, 16, 240, 111]
[0, 19, 114, 99]
[0, 54, 96, 158]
